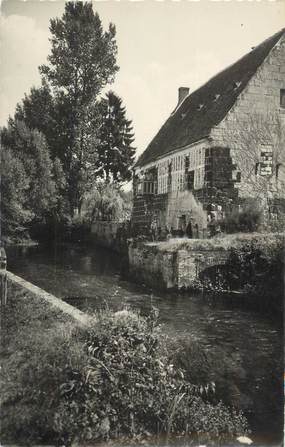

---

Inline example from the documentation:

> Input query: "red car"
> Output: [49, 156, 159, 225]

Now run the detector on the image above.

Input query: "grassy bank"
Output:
[147, 232, 284, 253]
[1, 282, 249, 446]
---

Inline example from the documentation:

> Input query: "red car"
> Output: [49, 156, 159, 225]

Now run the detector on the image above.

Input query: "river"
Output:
[6, 243, 283, 446]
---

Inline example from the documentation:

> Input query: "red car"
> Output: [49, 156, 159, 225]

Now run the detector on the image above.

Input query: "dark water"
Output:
[6, 243, 283, 445]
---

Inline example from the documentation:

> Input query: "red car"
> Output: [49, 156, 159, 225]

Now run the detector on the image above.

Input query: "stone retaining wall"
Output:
[128, 241, 229, 290]
[2, 270, 91, 327]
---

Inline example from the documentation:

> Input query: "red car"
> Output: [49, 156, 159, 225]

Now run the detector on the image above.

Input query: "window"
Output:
[280, 89, 285, 108]
[187, 171, 194, 190]
[236, 172, 241, 182]
[276, 163, 283, 180]
[232, 169, 241, 182]
[260, 150, 273, 176]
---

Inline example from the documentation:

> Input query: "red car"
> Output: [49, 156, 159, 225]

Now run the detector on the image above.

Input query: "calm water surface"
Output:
[6, 243, 283, 445]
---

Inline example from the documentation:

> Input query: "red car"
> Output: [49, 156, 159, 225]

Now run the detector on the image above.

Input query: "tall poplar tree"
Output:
[39, 1, 119, 214]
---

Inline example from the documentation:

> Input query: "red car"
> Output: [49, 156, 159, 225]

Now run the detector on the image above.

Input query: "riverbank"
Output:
[1, 275, 250, 446]
[3, 242, 283, 444]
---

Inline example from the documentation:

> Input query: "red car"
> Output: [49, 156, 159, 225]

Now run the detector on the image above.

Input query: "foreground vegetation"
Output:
[0, 285, 249, 446]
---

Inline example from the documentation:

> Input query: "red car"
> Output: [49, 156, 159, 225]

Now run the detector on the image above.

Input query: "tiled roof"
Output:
[136, 28, 284, 168]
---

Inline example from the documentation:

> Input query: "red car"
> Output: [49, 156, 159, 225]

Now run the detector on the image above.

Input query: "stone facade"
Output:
[210, 33, 285, 204]
[132, 146, 237, 233]
[132, 31, 285, 232]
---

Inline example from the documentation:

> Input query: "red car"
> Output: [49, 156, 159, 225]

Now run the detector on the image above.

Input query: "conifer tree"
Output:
[97, 91, 135, 184]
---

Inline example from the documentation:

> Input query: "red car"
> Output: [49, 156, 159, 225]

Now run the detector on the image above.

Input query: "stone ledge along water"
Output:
[4, 270, 92, 327]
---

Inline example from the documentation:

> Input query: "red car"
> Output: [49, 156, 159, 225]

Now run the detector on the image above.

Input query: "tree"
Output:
[84, 183, 132, 222]
[1, 121, 61, 235]
[39, 1, 119, 214]
[14, 83, 72, 166]
[0, 146, 32, 237]
[96, 91, 136, 184]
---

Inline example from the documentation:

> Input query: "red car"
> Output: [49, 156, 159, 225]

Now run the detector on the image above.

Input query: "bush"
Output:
[1, 297, 249, 446]
[29, 215, 90, 243]
[225, 237, 284, 304]
[221, 207, 262, 234]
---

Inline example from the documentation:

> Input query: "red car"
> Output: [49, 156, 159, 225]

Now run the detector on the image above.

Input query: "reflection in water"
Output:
[6, 243, 283, 445]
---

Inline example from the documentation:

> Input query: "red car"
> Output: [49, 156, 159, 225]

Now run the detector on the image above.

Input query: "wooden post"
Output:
[0, 246, 7, 306]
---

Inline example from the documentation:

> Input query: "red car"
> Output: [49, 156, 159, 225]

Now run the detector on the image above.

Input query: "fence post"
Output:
[0, 246, 7, 306]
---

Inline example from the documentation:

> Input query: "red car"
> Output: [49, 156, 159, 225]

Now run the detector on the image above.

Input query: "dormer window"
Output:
[280, 89, 285, 108]
[213, 94, 221, 102]
[233, 81, 242, 90]
[197, 104, 204, 111]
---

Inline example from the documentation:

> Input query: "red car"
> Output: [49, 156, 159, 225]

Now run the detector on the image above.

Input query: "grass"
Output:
[0, 282, 86, 444]
[146, 232, 285, 253]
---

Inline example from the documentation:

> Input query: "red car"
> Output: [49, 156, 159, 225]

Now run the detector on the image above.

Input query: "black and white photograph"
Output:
[0, 1, 284, 446]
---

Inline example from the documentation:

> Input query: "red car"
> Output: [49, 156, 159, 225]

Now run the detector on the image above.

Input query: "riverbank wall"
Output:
[128, 239, 229, 290]
[127, 233, 284, 296]
[1, 270, 92, 327]
[90, 221, 127, 253]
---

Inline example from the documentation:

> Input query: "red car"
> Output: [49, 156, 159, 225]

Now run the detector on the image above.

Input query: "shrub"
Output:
[221, 207, 262, 234]
[225, 237, 284, 306]
[1, 298, 249, 446]
[52, 309, 249, 445]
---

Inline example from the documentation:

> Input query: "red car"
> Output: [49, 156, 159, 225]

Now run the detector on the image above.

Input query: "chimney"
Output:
[178, 87, 189, 105]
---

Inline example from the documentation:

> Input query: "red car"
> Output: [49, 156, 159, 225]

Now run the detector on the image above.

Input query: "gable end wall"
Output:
[210, 34, 285, 198]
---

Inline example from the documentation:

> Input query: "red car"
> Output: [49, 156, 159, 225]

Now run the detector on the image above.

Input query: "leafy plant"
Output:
[1, 289, 249, 446]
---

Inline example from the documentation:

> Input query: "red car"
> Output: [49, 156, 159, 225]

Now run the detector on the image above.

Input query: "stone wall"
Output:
[128, 243, 177, 289]
[132, 194, 168, 232]
[2, 270, 91, 327]
[166, 190, 208, 231]
[132, 148, 237, 234]
[210, 33, 285, 200]
[128, 241, 229, 290]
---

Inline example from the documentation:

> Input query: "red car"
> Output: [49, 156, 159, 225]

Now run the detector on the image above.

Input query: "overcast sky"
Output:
[0, 0, 284, 157]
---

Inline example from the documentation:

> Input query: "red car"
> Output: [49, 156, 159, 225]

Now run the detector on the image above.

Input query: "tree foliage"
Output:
[0, 146, 31, 236]
[84, 183, 132, 222]
[39, 1, 119, 214]
[1, 120, 64, 236]
[96, 91, 135, 183]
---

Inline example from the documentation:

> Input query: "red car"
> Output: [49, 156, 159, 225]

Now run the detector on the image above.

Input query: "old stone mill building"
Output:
[132, 29, 285, 235]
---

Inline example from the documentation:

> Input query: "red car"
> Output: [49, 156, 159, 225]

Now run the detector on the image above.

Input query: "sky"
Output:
[0, 0, 284, 158]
